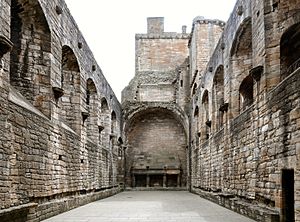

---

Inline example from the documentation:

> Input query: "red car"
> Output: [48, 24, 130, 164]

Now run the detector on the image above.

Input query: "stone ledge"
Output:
[191, 188, 280, 222]
[0, 203, 38, 216]
[8, 86, 49, 120]
[0, 187, 120, 222]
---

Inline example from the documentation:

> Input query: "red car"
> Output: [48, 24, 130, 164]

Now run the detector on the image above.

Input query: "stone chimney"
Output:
[182, 25, 187, 34]
[147, 17, 164, 34]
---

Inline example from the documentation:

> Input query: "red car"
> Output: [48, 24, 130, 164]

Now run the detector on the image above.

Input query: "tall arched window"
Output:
[202, 90, 210, 140]
[86, 78, 98, 141]
[192, 83, 198, 95]
[212, 65, 224, 131]
[230, 17, 253, 117]
[100, 97, 110, 149]
[60, 46, 81, 133]
[280, 23, 300, 81]
[10, 0, 52, 117]
[111, 111, 117, 134]
[86, 78, 97, 106]
[194, 106, 200, 145]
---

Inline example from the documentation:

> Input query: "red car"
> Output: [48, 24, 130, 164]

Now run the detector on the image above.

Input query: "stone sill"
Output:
[8, 86, 48, 120]
[268, 68, 300, 96]
[0, 203, 38, 216]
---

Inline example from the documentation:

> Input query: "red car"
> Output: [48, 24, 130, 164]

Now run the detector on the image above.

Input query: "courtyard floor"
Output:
[43, 191, 255, 222]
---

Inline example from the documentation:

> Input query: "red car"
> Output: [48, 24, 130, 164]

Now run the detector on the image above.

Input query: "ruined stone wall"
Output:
[190, 0, 300, 221]
[122, 17, 190, 104]
[189, 18, 225, 94]
[0, 0, 122, 221]
[122, 18, 190, 190]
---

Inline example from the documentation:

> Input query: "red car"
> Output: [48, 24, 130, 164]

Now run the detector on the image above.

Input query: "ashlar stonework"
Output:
[0, 0, 299, 222]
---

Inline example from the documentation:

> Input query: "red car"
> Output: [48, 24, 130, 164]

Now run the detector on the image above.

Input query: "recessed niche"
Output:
[52, 87, 64, 100]
[55, 5, 62, 15]
[237, 6, 243, 15]
[82, 111, 89, 123]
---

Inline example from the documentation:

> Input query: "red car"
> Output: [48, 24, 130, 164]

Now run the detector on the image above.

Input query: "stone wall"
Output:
[122, 18, 191, 190]
[125, 108, 187, 187]
[189, 0, 300, 221]
[0, 0, 122, 221]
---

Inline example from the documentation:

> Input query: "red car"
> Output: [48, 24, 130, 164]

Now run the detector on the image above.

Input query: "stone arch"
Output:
[100, 97, 109, 112]
[239, 74, 254, 112]
[111, 111, 117, 134]
[86, 78, 98, 141]
[230, 17, 253, 117]
[100, 97, 110, 148]
[193, 105, 200, 146]
[264, 0, 300, 90]
[280, 23, 300, 81]
[212, 65, 224, 131]
[60, 45, 81, 133]
[124, 104, 188, 137]
[192, 83, 198, 95]
[124, 107, 188, 188]
[201, 90, 210, 141]
[86, 78, 97, 106]
[10, 0, 52, 117]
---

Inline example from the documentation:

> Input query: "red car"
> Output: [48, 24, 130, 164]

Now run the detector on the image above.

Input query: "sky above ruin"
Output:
[64, 0, 237, 100]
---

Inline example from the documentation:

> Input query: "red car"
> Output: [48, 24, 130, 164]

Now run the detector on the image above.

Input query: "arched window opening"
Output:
[86, 78, 97, 106]
[194, 106, 199, 117]
[86, 78, 98, 141]
[111, 111, 117, 134]
[194, 106, 200, 146]
[239, 75, 254, 112]
[60, 45, 81, 132]
[280, 23, 300, 81]
[212, 65, 224, 131]
[202, 91, 209, 122]
[202, 90, 210, 140]
[101, 97, 109, 112]
[100, 97, 110, 149]
[230, 17, 253, 118]
[192, 83, 197, 95]
[10, 0, 52, 117]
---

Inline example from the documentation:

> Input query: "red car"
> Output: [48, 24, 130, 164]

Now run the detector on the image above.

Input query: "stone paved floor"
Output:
[43, 191, 256, 222]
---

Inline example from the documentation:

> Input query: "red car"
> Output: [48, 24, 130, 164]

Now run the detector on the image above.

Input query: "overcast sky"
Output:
[64, 0, 237, 100]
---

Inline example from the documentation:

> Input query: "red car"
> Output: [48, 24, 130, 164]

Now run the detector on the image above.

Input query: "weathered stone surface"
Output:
[0, 0, 122, 221]
[1, 0, 299, 221]
[122, 0, 300, 221]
